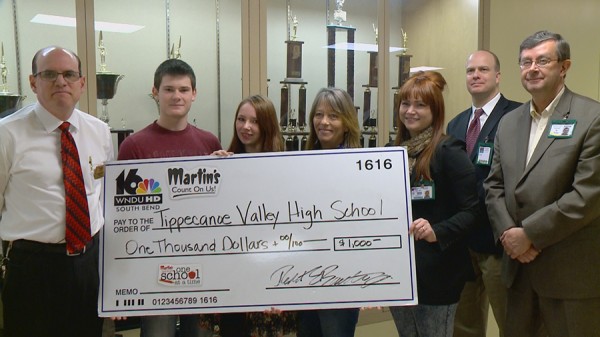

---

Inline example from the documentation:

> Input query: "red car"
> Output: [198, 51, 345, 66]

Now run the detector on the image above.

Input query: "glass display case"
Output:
[0, 0, 78, 117]
[92, 0, 242, 143]
[266, 0, 412, 148]
[1, 0, 479, 147]
[0, 0, 242, 145]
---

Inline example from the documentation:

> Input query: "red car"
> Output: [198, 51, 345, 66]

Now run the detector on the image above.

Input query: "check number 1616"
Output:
[356, 159, 393, 171]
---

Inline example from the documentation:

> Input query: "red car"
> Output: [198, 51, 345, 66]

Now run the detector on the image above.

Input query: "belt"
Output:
[10, 233, 98, 256]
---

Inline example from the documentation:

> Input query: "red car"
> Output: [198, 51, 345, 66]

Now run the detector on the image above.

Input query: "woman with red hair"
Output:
[389, 71, 479, 337]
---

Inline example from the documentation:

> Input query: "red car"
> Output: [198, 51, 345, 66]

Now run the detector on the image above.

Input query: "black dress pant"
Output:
[2, 236, 103, 337]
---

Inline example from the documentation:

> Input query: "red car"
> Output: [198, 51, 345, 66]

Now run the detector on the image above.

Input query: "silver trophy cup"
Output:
[96, 73, 124, 124]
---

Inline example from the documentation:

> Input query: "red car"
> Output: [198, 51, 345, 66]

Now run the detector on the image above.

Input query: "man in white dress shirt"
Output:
[0, 46, 113, 337]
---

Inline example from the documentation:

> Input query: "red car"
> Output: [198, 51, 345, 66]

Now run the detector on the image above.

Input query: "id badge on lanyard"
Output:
[411, 178, 435, 201]
[475, 142, 493, 166]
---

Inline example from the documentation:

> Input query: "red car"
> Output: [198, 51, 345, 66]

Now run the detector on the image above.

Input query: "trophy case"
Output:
[266, 0, 415, 149]
[1, 0, 483, 149]
[0, 1, 78, 117]
[0, 0, 409, 148]
[0, 42, 26, 117]
[92, 0, 242, 144]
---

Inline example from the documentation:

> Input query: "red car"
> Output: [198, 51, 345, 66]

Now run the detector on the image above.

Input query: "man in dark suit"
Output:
[485, 30, 600, 337]
[447, 50, 520, 337]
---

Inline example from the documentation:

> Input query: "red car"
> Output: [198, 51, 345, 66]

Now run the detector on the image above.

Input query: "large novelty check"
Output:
[99, 147, 417, 317]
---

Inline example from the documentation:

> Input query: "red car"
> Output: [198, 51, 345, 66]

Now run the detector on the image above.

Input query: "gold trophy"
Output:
[401, 28, 408, 55]
[373, 23, 378, 45]
[397, 28, 412, 85]
[0, 42, 26, 116]
[281, 5, 308, 151]
[96, 31, 124, 125]
[170, 36, 182, 59]
[393, 29, 412, 134]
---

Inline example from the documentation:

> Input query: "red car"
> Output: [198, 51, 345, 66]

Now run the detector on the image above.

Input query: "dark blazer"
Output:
[485, 87, 600, 298]
[447, 94, 521, 254]
[409, 136, 479, 304]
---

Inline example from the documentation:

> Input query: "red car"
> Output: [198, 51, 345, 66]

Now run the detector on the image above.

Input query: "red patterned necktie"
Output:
[466, 108, 484, 156]
[59, 122, 91, 254]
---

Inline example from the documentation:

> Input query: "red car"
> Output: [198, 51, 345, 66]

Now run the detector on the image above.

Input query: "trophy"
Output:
[369, 23, 379, 87]
[395, 29, 412, 92]
[280, 5, 308, 151]
[326, 0, 355, 98]
[359, 24, 379, 146]
[0, 42, 26, 116]
[373, 23, 378, 45]
[284, 8, 304, 83]
[285, 41, 304, 81]
[392, 29, 412, 135]
[170, 36, 182, 59]
[401, 28, 408, 55]
[333, 0, 347, 26]
[96, 31, 125, 125]
[291, 16, 299, 41]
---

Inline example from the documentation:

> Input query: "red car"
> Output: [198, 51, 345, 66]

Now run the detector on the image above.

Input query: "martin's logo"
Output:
[167, 166, 221, 199]
[114, 169, 163, 206]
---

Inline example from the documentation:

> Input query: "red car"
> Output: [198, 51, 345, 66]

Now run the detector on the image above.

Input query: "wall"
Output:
[488, 0, 600, 104]
[402, 0, 479, 122]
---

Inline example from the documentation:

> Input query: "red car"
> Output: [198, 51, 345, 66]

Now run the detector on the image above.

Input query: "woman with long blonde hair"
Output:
[297, 87, 361, 337]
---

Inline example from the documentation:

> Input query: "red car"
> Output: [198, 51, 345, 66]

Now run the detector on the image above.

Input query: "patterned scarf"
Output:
[400, 126, 433, 175]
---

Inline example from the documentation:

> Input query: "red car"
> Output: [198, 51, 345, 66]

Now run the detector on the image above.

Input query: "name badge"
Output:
[94, 165, 106, 179]
[411, 179, 435, 201]
[475, 142, 493, 166]
[548, 119, 576, 138]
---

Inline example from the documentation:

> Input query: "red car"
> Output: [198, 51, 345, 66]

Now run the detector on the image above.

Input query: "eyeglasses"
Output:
[519, 58, 558, 69]
[33, 70, 81, 83]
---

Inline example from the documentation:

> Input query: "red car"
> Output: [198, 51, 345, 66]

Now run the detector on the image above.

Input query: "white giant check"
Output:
[99, 147, 417, 317]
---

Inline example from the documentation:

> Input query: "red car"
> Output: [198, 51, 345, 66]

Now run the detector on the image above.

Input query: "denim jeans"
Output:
[390, 303, 458, 337]
[140, 314, 206, 337]
[297, 308, 359, 337]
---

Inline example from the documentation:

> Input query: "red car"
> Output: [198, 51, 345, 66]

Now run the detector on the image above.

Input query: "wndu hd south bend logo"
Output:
[167, 166, 221, 199]
[114, 169, 163, 206]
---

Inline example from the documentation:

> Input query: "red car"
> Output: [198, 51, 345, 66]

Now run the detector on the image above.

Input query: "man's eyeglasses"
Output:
[33, 70, 81, 83]
[519, 58, 558, 70]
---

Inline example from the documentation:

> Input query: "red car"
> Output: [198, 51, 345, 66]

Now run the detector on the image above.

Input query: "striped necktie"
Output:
[59, 122, 92, 254]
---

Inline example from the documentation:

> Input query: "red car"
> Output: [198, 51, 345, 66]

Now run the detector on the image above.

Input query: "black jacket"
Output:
[409, 136, 479, 304]
[446, 95, 521, 254]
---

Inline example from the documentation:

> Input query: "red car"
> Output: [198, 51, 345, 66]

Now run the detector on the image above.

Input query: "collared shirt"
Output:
[526, 86, 565, 164]
[469, 92, 501, 131]
[0, 102, 114, 243]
